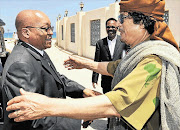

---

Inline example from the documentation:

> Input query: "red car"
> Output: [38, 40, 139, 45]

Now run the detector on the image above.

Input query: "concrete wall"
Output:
[56, 2, 119, 59]
[165, 0, 180, 46]
[56, 0, 180, 59]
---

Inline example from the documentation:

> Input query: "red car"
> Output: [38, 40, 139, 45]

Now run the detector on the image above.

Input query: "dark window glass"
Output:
[71, 23, 75, 43]
[90, 19, 100, 46]
[62, 25, 63, 40]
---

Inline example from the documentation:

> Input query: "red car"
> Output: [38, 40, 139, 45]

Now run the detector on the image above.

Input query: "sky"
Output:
[0, 0, 117, 33]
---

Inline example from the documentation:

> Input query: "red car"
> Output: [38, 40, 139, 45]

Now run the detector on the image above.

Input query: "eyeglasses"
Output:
[118, 14, 130, 24]
[106, 26, 118, 29]
[26, 26, 54, 32]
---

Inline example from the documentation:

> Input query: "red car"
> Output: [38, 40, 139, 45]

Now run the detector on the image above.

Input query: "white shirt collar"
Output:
[26, 43, 44, 56]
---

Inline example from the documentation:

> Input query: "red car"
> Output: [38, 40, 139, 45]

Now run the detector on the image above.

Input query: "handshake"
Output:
[82, 90, 102, 128]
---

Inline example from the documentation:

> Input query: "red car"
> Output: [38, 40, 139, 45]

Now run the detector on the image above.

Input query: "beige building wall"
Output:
[57, 2, 120, 59]
[56, 1, 180, 59]
[66, 15, 77, 54]
[58, 18, 68, 50]
[165, 0, 180, 46]
[81, 3, 120, 58]
[81, 7, 109, 58]
[56, 21, 60, 47]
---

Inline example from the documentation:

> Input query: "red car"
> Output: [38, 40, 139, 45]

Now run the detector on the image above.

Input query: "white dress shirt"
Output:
[26, 43, 44, 56]
[107, 35, 117, 59]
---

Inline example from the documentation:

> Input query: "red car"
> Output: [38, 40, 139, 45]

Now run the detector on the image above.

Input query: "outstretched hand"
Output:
[6, 89, 51, 122]
[83, 88, 102, 98]
[64, 55, 88, 70]
[83, 88, 96, 98]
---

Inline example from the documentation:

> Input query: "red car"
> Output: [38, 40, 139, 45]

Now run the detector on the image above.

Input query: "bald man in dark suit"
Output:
[1, 10, 94, 130]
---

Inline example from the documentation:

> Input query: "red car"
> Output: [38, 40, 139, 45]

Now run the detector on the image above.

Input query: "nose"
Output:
[48, 29, 53, 35]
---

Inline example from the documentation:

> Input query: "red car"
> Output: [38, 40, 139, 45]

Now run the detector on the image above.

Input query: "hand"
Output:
[82, 120, 93, 128]
[64, 55, 87, 70]
[6, 89, 51, 122]
[83, 88, 102, 98]
[83, 88, 96, 98]
[92, 82, 98, 89]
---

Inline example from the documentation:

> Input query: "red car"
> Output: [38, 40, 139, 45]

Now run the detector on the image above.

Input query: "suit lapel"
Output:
[41, 58, 60, 82]
[42, 52, 62, 84]
[113, 36, 122, 60]
[20, 41, 61, 84]
[41, 52, 66, 96]
[20, 41, 42, 61]
[103, 38, 111, 59]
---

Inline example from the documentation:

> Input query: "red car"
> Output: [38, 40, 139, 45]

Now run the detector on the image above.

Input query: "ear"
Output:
[139, 21, 145, 29]
[21, 28, 30, 38]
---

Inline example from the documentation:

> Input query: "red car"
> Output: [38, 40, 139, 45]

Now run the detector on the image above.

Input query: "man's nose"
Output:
[48, 29, 53, 35]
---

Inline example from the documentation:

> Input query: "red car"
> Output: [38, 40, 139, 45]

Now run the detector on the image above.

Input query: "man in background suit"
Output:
[1, 10, 94, 130]
[92, 18, 127, 93]
[92, 18, 127, 129]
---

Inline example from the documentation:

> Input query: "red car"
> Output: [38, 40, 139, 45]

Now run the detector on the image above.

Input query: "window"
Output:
[90, 19, 100, 46]
[71, 23, 75, 42]
[62, 25, 63, 40]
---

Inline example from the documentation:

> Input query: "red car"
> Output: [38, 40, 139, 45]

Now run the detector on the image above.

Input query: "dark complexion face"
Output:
[106, 20, 118, 40]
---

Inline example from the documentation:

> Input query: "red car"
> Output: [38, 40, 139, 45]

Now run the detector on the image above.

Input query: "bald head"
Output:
[15, 10, 51, 43]
[15, 10, 49, 31]
[15, 10, 53, 50]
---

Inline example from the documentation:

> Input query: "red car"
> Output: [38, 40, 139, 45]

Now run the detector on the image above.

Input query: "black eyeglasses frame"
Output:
[25, 26, 54, 32]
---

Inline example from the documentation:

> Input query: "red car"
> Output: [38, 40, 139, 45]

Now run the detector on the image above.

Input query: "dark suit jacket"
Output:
[1, 41, 85, 130]
[92, 35, 126, 93]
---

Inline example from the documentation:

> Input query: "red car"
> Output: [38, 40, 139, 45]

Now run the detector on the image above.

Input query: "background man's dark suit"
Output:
[92, 35, 126, 93]
[1, 41, 85, 130]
